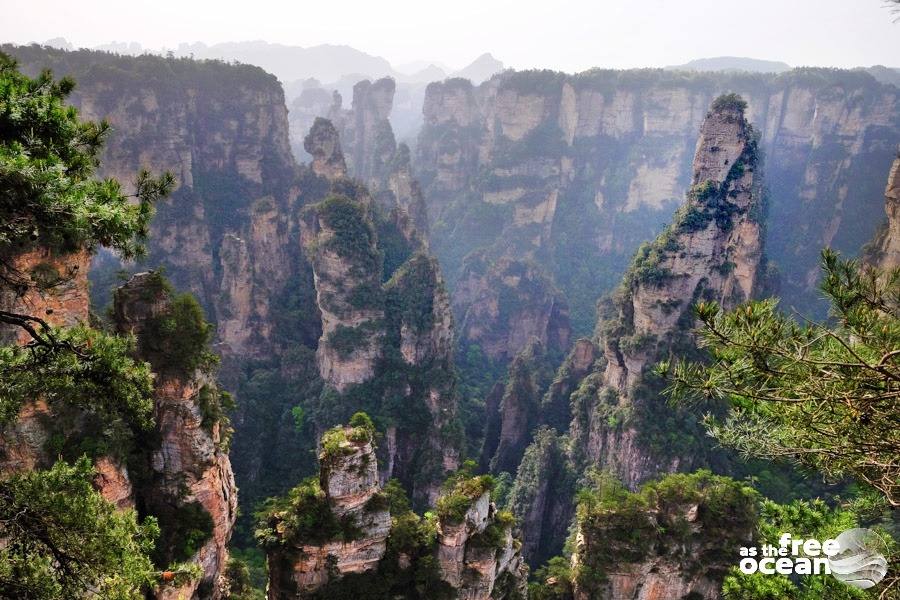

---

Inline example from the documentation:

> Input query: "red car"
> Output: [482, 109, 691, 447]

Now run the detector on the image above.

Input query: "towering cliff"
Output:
[4, 44, 317, 362]
[417, 69, 900, 335]
[329, 78, 429, 237]
[2, 45, 463, 538]
[299, 177, 461, 503]
[114, 273, 237, 599]
[867, 151, 900, 270]
[453, 255, 571, 363]
[573, 93, 763, 487]
[0, 263, 238, 598]
[261, 417, 527, 600]
[263, 420, 392, 597]
[568, 471, 757, 600]
[509, 95, 766, 567]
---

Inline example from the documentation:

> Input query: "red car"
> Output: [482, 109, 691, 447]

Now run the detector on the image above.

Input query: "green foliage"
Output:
[254, 476, 360, 548]
[384, 253, 441, 333]
[140, 292, 218, 374]
[291, 405, 306, 432]
[722, 498, 879, 599]
[0, 457, 159, 599]
[573, 470, 758, 593]
[153, 500, 214, 565]
[0, 52, 171, 259]
[320, 413, 375, 464]
[198, 385, 234, 440]
[326, 322, 377, 359]
[662, 251, 900, 505]
[529, 556, 575, 600]
[226, 548, 267, 598]
[468, 509, 515, 549]
[314, 195, 381, 275]
[303, 479, 453, 600]
[0, 323, 154, 432]
[435, 463, 496, 524]
[711, 93, 749, 113]
[223, 554, 266, 600]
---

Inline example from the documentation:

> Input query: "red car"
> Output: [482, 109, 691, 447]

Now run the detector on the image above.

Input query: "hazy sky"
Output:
[3, 0, 899, 72]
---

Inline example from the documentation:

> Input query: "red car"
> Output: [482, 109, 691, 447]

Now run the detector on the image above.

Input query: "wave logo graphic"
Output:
[827, 528, 889, 589]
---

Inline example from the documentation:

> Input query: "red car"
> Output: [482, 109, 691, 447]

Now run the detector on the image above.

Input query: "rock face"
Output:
[416, 69, 900, 334]
[265, 426, 526, 600]
[509, 96, 765, 566]
[329, 78, 430, 240]
[454, 255, 571, 362]
[572, 95, 763, 488]
[436, 492, 529, 600]
[867, 152, 900, 270]
[329, 79, 397, 183]
[570, 472, 757, 600]
[6, 44, 316, 362]
[114, 273, 237, 600]
[0, 248, 91, 345]
[300, 188, 460, 503]
[304, 117, 348, 180]
[267, 427, 391, 596]
[484, 340, 547, 474]
[302, 193, 386, 391]
[504, 428, 575, 567]
[0, 248, 92, 476]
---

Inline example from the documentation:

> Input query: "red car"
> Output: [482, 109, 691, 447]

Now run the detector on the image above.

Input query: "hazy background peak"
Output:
[5, 0, 898, 73]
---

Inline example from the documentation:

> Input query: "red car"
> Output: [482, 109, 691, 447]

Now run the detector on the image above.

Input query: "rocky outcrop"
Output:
[485, 340, 546, 474]
[301, 194, 386, 391]
[266, 425, 391, 597]
[571, 94, 764, 488]
[417, 68, 900, 332]
[300, 188, 459, 503]
[5, 44, 316, 362]
[0, 248, 91, 345]
[453, 254, 571, 362]
[0, 247, 92, 473]
[114, 273, 237, 600]
[304, 117, 347, 180]
[264, 425, 525, 600]
[509, 95, 766, 566]
[570, 472, 757, 600]
[540, 338, 598, 432]
[505, 428, 575, 567]
[329, 79, 397, 183]
[867, 152, 900, 270]
[330, 78, 430, 240]
[435, 490, 528, 600]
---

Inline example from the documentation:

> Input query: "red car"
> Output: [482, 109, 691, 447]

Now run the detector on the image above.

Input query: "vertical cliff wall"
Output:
[867, 151, 900, 270]
[569, 94, 763, 487]
[4, 44, 320, 362]
[330, 78, 430, 238]
[262, 419, 527, 600]
[417, 69, 900, 335]
[509, 95, 766, 567]
[569, 471, 757, 600]
[114, 272, 237, 599]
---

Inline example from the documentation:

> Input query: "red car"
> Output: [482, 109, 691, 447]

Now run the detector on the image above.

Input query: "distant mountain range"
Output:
[666, 56, 792, 73]
[41, 38, 504, 86]
[665, 56, 900, 89]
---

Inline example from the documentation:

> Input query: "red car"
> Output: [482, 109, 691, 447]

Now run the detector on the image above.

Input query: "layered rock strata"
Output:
[416, 68, 900, 333]
[115, 273, 237, 599]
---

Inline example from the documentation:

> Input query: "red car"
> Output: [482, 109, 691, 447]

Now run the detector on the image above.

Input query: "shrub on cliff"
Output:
[254, 476, 361, 548]
[435, 462, 496, 523]
[573, 470, 758, 593]
[139, 292, 218, 374]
